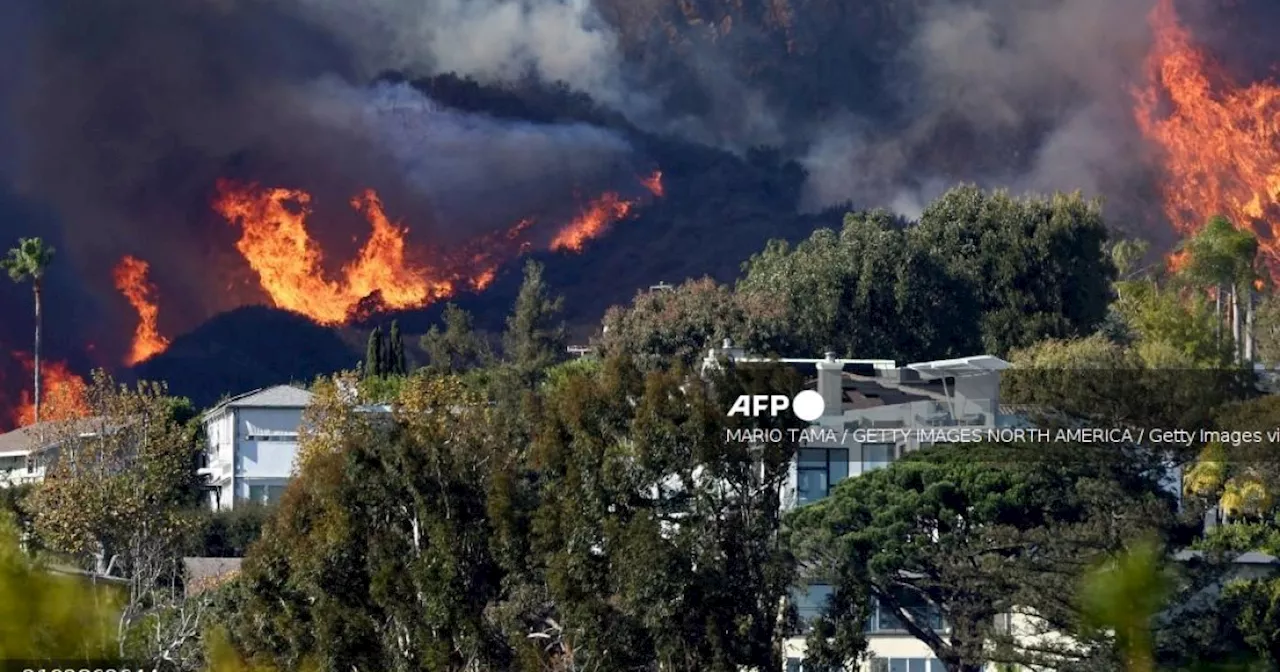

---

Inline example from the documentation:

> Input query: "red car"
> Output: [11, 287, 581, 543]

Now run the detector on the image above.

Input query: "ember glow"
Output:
[12, 352, 90, 428]
[641, 170, 665, 198]
[1135, 0, 1280, 276]
[113, 255, 170, 365]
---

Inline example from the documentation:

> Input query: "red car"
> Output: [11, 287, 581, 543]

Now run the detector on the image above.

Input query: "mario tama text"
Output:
[725, 427, 1280, 446]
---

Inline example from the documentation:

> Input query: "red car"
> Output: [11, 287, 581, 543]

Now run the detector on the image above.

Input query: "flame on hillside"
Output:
[641, 170, 665, 198]
[11, 352, 89, 428]
[213, 180, 455, 325]
[1135, 0, 1280, 277]
[114, 255, 170, 365]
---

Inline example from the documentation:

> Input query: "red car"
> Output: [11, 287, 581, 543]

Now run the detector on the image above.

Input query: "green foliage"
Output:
[387, 320, 407, 376]
[0, 511, 119, 661]
[913, 186, 1116, 355]
[420, 303, 491, 374]
[1177, 216, 1260, 292]
[2, 236, 55, 283]
[1221, 576, 1280, 666]
[738, 209, 982, 361]
[363, 326, 385, 379]
[188, 503, 274, 558]
[596, 277, 787, 369]
[504, 260, 566, 385]
[1081, 538, 1171, 672]
[787, 443, 1175, 671]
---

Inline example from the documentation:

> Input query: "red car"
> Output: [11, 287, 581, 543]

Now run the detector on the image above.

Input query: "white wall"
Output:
[235, 407, 303, 481]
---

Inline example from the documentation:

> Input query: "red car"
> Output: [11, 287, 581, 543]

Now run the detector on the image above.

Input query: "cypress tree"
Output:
[389, 320, 407, 375]
[365, 326, 385, 378]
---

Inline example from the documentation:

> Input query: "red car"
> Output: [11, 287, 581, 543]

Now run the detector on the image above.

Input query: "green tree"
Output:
[504, 260, 566, 384]
[24, 371, 201, 655]
[1080, 538, 1171, 672]
[2, 237, 56, 425]
[364, 326, 385, 378]
[226, 373, 516, 671]
[388, 320, 407, 375]
[527, 354, 805, 671]
[787, 443, 1175, 672]
[420, 303, 490, 374]
[0, 511, 119, 662]
[737, 210, 981, 361]
[1177, 216, 1260, 362]
[595, 277, 787, 369]
[912, 186, 1116, 355]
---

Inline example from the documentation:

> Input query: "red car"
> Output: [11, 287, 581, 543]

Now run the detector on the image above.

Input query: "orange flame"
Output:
[641, 170, 664, 198]
[213, 180, 452, 325]
[1135, 0, 1280, 276]
[550, 192, 634, 253]
[11, 353, 89, 428]
[113, 256, 170, 365]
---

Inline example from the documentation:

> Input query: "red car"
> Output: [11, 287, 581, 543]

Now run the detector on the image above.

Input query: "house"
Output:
[0, 417, 127, 488]
[702, 342, 1017, 672]
[198, 385, 313, 511]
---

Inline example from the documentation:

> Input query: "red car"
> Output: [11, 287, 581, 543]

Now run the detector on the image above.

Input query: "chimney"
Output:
[815, 352, 843, 418]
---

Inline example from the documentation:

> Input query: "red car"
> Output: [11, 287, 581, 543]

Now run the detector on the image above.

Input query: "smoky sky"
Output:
[0, 0, 638, 363]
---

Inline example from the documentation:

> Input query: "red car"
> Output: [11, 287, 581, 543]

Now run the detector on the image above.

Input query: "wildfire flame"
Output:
[11, 352, 89, 428]
[213, 180, 453, 325]
[641, 170, 665, 198]
[113, 255, 170, 365]
[1135, 0, 1280, 276]
[551, 193, 635, 253]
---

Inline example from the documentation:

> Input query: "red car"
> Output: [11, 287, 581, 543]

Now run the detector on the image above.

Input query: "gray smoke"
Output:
[800, 0, 1156, 217]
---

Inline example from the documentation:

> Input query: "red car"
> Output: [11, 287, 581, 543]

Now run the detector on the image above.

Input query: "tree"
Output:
[787, 443, 1176, 672]
[226, 373, 516, 671]
[0, 511, 119, 662]
[527, 354, 806, 671]
[595, 277, 787, 369]
[420, 304, 490, 374]
[24, 370, 201, 656]
[388, 320, 407, 376]
[911, 186, 1116, 355]
[364, 326, 385, 378]
[2, 237, 55, 425]
[504, 260, 566, 384]
[737, 210, 981, 361]
[1177, 216, 1260, 363]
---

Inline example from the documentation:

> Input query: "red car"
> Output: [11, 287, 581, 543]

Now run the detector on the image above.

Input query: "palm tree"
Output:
[2, 238, 55, 425]
[1177, 216, 1259, 363]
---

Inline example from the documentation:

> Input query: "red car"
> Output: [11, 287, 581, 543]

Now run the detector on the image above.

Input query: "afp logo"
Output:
[727, 390, 825, 421]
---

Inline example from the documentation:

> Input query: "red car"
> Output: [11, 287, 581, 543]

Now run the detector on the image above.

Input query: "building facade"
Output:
[198, 385, 313, 510]
[703, 343, 1016, 672]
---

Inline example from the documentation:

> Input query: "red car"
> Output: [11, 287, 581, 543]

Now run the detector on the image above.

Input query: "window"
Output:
[793, 583, 834, 626]
[786, 659, 836, 672]
[866, 591, 945, 632]
[869, 659, 943, 672]
[862, 442, 895, 471]
[245, 434, 298, 442]
[797, 448, 849, 504]
[246, 484, 287, 505]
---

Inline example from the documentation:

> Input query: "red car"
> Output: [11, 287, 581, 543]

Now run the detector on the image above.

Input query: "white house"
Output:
[198, 385, 313, 510]
[703, 343, 1018, 672]
[0, 417, 126, 488]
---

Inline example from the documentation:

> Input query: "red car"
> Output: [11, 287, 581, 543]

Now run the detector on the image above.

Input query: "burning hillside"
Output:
[1136, 0, 1280, 275]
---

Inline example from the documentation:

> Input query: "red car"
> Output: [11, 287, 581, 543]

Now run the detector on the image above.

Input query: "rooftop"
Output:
[202, 384, 314, 419]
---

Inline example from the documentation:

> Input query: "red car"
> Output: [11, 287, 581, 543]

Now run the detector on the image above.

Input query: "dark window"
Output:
[797, 448, 850, 504]
[862, 442, 895, 471]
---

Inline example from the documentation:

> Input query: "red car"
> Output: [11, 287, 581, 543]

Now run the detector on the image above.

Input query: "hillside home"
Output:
[0, 417, 129, 488]
[199, 385, 313, 510]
